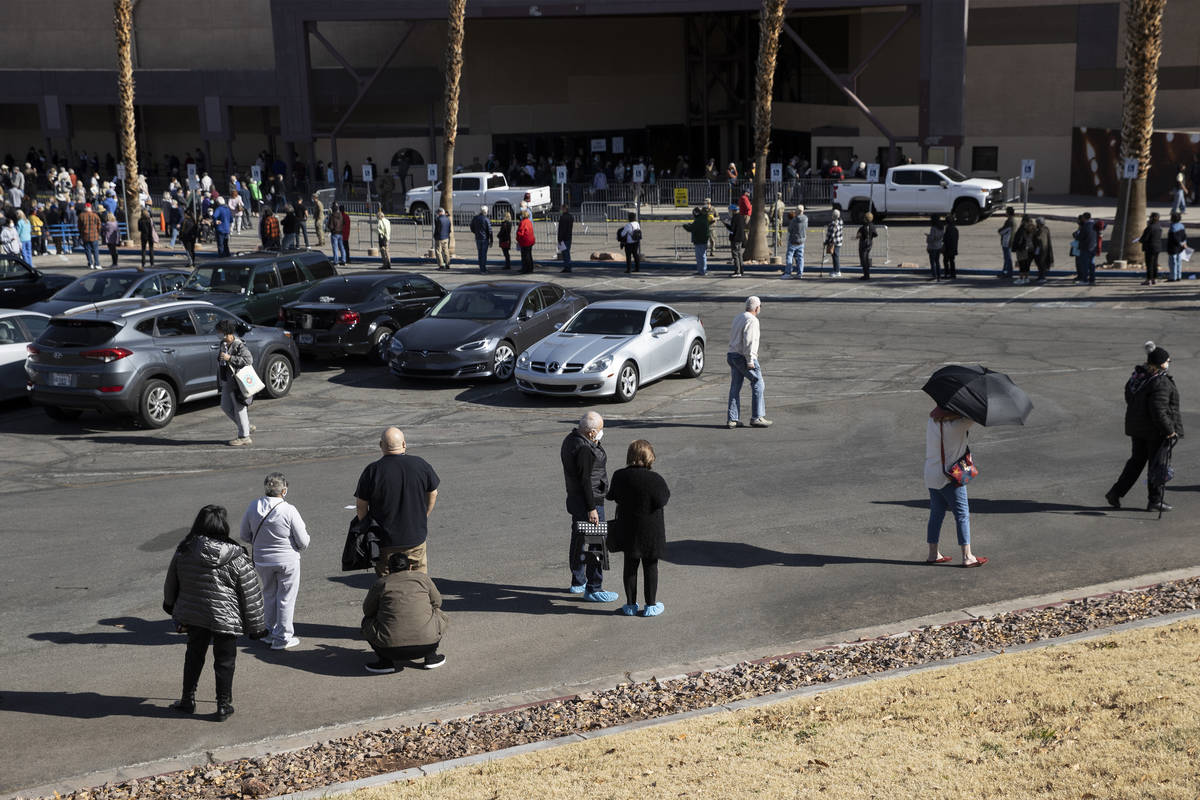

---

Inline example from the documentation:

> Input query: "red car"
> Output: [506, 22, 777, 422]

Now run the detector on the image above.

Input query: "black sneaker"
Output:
[423, 653, 447, 670]
[1147, 501, 1172, 512]
[1104, 490, 1120, 509]
[365, 659, 398, 674]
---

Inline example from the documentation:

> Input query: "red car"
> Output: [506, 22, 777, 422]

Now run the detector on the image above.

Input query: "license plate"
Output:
[298, 333, 313, 345]
[51, 372, 74, 387]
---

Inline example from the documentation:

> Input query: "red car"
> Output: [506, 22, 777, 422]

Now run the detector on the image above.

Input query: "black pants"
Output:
[1110, 436, 1167, 505]
[624, 244, 641, 272]
[140, 240, 154, 267]
[859, 245, 872, 278]
[1145, 251, 1159, 282]
[943, 253, 957, 278]
[107, 243, 119, 265]
[501, 246, 511, 269]
[370, 642, 439, 666]
[182, 626, 237, 701]
[623, 555, 659, 606]
[520, 245, 534, 273]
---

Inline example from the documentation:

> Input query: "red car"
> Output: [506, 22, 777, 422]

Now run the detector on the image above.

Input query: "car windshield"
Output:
[939, 167, 968, 182]
[38, 319, 121, 347]
[297, 280, 370, 304]
[184, 264, 253, 293]
[561, 308, 645, 335]
[55, 274, 140, 301]
[429, 287, 520, 320]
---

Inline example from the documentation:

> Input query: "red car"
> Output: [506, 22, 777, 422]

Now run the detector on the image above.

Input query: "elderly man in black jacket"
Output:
[561, 411, 618, 602]
[1106, 345, 1184, 512]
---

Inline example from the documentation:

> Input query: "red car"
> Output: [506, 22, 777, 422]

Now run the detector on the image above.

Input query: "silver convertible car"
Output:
[514, 300, 705, 402]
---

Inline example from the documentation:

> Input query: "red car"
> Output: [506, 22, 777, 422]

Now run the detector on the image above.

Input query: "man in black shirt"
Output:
[355, 428, 440, 575]
[560, 411, 618, 602]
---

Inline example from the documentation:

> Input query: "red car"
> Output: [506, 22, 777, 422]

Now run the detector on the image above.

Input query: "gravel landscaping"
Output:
[26, 575, 1199, 800]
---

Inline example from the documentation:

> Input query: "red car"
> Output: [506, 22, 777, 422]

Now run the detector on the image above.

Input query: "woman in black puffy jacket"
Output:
[164, 505, 266, 721]
[607, 439, 671, 618]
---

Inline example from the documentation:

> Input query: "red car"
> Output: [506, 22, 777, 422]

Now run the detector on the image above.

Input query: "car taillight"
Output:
[278, 308, 286, 321]
[338, 310, 360, 325]
[26, 345, 39, 357]
[99, 385, 125, 393]
[80, 347, 133, 363]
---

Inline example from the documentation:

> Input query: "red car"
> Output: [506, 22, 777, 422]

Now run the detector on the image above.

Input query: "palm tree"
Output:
[113, 0, 141, 219]
[438, 0, 467, 255]
[1113, 0, 1167, 266]
[744, 0, 788, 261]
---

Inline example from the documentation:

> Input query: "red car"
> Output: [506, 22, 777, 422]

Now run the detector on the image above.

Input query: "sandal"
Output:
[925, 555, 952, 564]
[963, 556, 989, 568]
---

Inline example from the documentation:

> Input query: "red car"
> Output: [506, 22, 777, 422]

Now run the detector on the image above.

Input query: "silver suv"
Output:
[26, 298, 300, 428]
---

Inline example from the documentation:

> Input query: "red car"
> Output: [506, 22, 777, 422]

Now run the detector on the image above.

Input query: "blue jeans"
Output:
[785, 242, 805, 276]
[476, 240, 489, 271]
[331, 234, 346, 264]
[1075, 253, 1094, 282]
[569, 505, 605, 591]
[830, 245, 840, 273]
[727, 352, 765, 422]
[169, 225, 179, 248]
[82, 240, 100, 267]
[21, 241, 32, 263]
[1001, 246, 1012, 276]
[1168, 252, 1182, 280]
[693, 243, 708, 274]
[559, 244, 571, 269]
[216, 231, 230, 257]
[927, 484, 970, 546]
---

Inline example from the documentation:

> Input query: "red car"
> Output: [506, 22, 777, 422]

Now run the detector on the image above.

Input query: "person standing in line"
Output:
[260, 207, 281, 251]
[924, 406, 987, 568]
[557, 204, 574, 273]
[29, 206, 45, 256]
[280, 204, 299, 251]
[942, 216, 959, 280]
[824, 208, 844, 278]
[167, 199, 182, 248]
[77, 202, 102, 269]
[137, 207, 157, 269]
[516, 210, 536, 273]
[607, 439, 671, 618]
[1033, 217, 1054, 282]
[239, 472, 309, 650]
[997, 206, 1016, 279]
[783, 205, 807, 279]
[1073, 212, 1098, 285]
[857, 212, 877, 280]
[213, 197, 232, 257]
[925, 216, 945, 281]
[682, 206, 712, 275]
[102, 212, 120, 266]
[1171, 170, 1187, 216]
[726, 296, 771, 429]
[469, 205, 492, 274]
[311, 193, 325, 247]
[703, 198, 717, 257]
[341, 206, 353, 264]
[355, 427, 440, 576]
[1106, 344, 1182, 512]
[1012, 215, 1037, 285]
[433, 207, 452, 270]
[561, 411, 619, 602]
[229, 192, 245, 236]
[1139, 212, 1162, 285]
[498, 211, 513, 270]
[724, 204, 748, 278]
[15, 211, 32, 265]
[163, 505, 266, 721]
[1165, 211, 1188, 282]
[327, 203, 346, 265]
[377, 209, 392, 270]
[361, 552, 448, 673]
[618, 212, 642, 273]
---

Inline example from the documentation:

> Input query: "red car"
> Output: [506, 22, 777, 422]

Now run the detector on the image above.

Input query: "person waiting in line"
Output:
[856, 212, 877, 280]
[608, 439, 671, 618]
[516, 210, 536, 273]
[1033, 217, 1054, 282]
[361, 552, 448, 673]
[724, 204, 748, 278]
[925, 215, 945, 282]
[102, 211, 120, 266]
[1011, 215, 1037, 285]
[824, 208, 844, 278]
[1139, 212, 1162, 285]
[498, 211, 513, 270]
[137, 207, 157, 269]
[239, 472, 309, 651]
[942, 216, 959, 280]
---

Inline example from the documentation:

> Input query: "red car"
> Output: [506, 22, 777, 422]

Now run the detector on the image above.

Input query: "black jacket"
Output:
[606, 466, 670, 560]
[557, 212, 574, 245]
[561, 429, 607, 517]
[942, 224, 959, 257]
[1139, 224, 1162, 255]
[1124, 366, 1184, 440]
[723, 213, 746, 245]
[163, 535, 265, 636]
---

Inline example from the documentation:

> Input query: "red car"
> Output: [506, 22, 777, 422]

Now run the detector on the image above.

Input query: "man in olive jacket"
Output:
[682, 206, 713, 275]
[361, 552, 448, 673]
[1106, 346, 1183, 512]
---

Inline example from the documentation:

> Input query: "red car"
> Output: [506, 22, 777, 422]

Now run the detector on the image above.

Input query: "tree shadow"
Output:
[871, 498, 1113, 515]
[327, 574, 616, 616]
[28, 616, 180, 647]
[662, 539, 925, 568]
[0, 690, 183, 719]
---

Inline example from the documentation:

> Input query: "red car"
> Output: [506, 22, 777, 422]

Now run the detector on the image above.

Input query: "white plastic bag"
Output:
[234, 364, 265, 398]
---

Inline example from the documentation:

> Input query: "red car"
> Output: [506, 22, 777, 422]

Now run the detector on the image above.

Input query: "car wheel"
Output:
[953, 199, 981, 225]
[613, 361, 639, 403]
[138, 379, 176, 428]
[261, 353, 294, 398]
[410, 203, 431, 224]
[368, 327, 394, 365]
[680, 338, 705, 378]
[44, 405, 84, 422]
[492, 340, 516, 382]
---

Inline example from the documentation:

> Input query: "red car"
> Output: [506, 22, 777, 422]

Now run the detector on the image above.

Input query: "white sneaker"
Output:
[228, 437, 252, 447]
[271, 637, 300, 650]
[830, 271, 843, 277]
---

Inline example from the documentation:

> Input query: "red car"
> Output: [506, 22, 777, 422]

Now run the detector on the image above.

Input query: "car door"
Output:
[130, 275, 163, 299]
[644, 305, 685, 379]
[920, 170, 953, 213]
[0, 315, 33, 398]
[0, 256, 40, 308]
[886, 169, 921, 212]
[190, 307, 234, 394]
[382, 280, 427, 328]
[511, 287, 547, 349]
[247, 262, 284, 323]
[453, 176, 482, 210]
[152, 309, 214, 398]
[276, 258, 310, 306]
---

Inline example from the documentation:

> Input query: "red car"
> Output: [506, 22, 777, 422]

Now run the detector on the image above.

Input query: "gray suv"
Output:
[26, 298, 300, 428]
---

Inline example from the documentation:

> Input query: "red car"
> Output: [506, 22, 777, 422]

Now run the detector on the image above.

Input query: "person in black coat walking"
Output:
[1106, 344, 1184, 512]
[1139, 212, 1162, 285]
[607, 439, 671, 617]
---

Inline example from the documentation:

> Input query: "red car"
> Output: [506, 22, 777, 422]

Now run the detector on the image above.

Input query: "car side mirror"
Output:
[651, 326, 668, 336]
[553, 322, 563, 330]
[518, 311, 531, 321]
[940, 181, 949, 188]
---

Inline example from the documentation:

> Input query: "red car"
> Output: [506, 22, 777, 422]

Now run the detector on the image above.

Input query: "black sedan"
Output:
[26, 267, 191, 317]
[388, 280, 587, 381]
[280, 273, 447, 363]
[0, 254, 73, 308]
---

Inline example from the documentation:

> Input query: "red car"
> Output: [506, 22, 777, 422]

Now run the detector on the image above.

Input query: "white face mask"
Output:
[593, 429, 604, 443]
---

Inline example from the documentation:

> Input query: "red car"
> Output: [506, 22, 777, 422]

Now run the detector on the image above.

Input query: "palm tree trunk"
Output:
[114, 0, 141, 220]
[438, 0, 467, 256]
[745, 0, 788, 261]
[1113, 0, 1166, 266]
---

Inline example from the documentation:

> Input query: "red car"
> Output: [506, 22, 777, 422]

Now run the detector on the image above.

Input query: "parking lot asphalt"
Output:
[1, 243, 1198, 794]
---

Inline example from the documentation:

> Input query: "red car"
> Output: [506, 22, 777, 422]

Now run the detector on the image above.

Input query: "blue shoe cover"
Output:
[642, 602, 664, 617]
[619, 603, 640, 616]
[568, 584, 586, 594]
[585, 590, 618, 602]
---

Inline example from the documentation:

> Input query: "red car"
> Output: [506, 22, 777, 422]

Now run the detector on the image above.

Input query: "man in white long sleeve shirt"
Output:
[726, 296, 771, 428]
[240, 472, 310, 649]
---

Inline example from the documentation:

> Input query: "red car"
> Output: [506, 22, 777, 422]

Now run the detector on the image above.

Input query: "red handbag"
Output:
[940, 422, 979, 486]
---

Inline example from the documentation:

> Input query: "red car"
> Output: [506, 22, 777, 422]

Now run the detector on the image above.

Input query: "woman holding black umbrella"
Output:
[924, 406, 987, 567]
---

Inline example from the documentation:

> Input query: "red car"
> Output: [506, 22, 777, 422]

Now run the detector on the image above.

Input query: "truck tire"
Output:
[849, 200, 870, 224]
[410, 203, 431, 224]
[953, 199, 982, 225]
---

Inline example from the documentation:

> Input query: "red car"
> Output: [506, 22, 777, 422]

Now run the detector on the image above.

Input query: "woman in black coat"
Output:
[606, 439, 671, 617]
[942, 217, 959, 279]
[1139, 212, 1162, 285]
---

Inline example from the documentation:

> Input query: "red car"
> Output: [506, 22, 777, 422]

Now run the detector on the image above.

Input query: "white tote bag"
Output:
[234, 364, 266, 398]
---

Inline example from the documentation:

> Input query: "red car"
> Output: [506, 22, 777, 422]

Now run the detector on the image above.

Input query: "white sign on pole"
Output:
[612, 137, 625, 155]
[187, 163, 197, 181]
[1020, 159, 1036, 180]
[590, 138, 606, 153]
[362, 163, 374, 183]
[427, 163, 438, 182]
[250, 165, 262, 183]
[1123, 158, 1139, 180]
[188, 175, 199, 191]
[769, 163, 783, 183]
[866, 163, 881, 183]
[115, 163, 126, 181]
[555, 165, 568, 185]
[632, 164, 646, 184]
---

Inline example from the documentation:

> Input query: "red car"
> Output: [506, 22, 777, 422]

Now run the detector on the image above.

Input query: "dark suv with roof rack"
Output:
[172, 249, 337, 325]
[26, 297, 300, 428]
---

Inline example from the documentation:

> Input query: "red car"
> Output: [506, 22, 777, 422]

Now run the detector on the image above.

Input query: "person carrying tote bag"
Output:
[216, 319, 256, 447]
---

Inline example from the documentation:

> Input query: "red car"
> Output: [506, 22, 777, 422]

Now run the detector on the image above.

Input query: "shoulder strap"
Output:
[939, 421, 947, 473]
[251, 501, 281, 548]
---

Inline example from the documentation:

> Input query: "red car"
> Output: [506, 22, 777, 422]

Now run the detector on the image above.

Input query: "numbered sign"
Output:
[427, 163, 438, 182]
[769, 163, 783, 183]
[250, 165, 262, 183]
[187, 163, 197, 180]
[865, 163, 881, 183]
[555, 165, 568, 185]
[187, 175, 199, 191]
[1123, 158, 1139, 180]
[590, 138, 606, 153]
[362, 163, 374, 183]
[1020, 159, 1036, 180]
[632, 164, 646, 184]
[612, 137, 624, 155]
[115, 163, 126, 181]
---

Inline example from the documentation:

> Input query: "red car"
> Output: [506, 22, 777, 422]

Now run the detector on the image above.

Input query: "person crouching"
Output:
[361, 552, 448, 673]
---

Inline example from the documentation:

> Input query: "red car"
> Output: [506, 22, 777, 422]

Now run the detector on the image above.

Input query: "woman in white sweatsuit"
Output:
[240, 472, 310, 649]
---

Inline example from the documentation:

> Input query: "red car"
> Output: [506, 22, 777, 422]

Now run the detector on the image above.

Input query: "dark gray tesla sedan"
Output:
[387, 280, 586, 381]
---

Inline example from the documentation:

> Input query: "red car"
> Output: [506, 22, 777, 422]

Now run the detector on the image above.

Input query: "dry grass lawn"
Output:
[346, 621, 1200, 799]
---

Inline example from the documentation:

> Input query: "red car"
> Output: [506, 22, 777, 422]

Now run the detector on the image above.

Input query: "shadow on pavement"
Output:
[0, 690, 181, 719]
[243, 641, 379, 678]
[328, 573, 616, 616]
[872, 498, 1114, 515]
[28, 616, 180, 647]
[663, 539, 924, 568]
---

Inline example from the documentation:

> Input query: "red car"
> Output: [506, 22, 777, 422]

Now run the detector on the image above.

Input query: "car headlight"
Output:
[389, 338, 405, 354]
[517, 349, 531, 368]
[584, 355, 613, 373]
[456, 337, 499, 352]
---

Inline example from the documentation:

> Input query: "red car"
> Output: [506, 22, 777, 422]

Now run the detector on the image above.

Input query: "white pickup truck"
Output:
[404, 172, 552, 222]
[832, 164, 1005, 225]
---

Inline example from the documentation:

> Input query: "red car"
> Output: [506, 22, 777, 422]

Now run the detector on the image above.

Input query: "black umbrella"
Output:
[922, 364, 1033, 426]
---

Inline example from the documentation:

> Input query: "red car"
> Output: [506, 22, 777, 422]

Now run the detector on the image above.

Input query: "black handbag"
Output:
[341, 515, 378, 571]
[571, 519, 610, 570]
